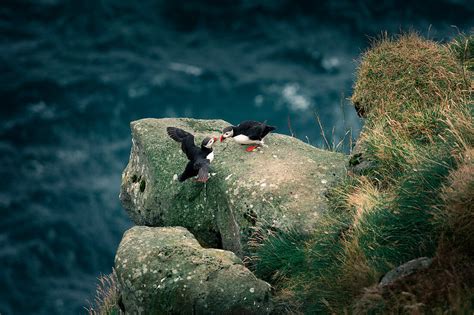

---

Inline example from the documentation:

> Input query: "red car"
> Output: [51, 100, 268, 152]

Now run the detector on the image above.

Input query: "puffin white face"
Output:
[220, 127, 234, 141]
[204, 137, 217, 149]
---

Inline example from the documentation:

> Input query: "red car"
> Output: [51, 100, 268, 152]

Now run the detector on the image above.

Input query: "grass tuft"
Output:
[249, 226, 308, 283]
[352, 32, 468, 119]
[449, 32, 474, 77]
[435, 148, 474, 256]
[87, 271, 122, 315]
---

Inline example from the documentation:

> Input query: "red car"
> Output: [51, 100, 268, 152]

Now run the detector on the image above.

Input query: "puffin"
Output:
[220, 120, 276, 152]
[167, 127, 217, 182]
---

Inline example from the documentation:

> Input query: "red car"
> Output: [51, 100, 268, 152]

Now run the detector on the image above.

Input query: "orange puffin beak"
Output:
[220, 135, 224, 142]
[213, 137, 218, 142]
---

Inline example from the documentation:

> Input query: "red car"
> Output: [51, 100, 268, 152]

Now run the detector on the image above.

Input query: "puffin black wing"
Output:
[261, 124, 276, 138]
[246, 123, 276, 140]
[167, 127, 194, 142]
[237, 120, 261, 131]
[167, 127, 198, 160]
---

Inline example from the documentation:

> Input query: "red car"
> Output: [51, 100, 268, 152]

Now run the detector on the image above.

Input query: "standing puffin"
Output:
[220, 120, 276, 152]
[167, 127, 217, 182]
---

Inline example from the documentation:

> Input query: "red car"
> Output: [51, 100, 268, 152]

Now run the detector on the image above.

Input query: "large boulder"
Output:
[120, 118, 347, 256]
[115, 226, 273, 314]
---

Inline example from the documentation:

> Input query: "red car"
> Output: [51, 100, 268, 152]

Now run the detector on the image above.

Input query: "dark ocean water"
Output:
[0, 1, 472, 314]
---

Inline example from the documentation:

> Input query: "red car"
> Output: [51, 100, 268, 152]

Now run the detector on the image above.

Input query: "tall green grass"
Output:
[450, 32, 474, 74]
[250, 228, 308, 283]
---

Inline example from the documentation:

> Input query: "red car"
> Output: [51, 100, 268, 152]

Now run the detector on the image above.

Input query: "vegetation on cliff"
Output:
[87, 272, 121, 315]
[250, 32, 473, 314]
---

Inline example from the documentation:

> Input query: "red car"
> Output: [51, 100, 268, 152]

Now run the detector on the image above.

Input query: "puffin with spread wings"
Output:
[220, 120, 276, 152]
[167, 127, 217, 182]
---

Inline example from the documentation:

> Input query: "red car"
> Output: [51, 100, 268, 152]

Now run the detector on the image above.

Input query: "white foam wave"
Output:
[282, 83, 311, 111]
[169, 62, 203, 76]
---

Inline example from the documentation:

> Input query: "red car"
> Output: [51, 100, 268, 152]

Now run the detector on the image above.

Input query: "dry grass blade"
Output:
[86, 270, 122, 315]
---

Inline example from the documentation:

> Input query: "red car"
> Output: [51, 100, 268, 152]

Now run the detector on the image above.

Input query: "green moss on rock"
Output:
[114, 226, 273, 314]
[119, 118, 347, 256]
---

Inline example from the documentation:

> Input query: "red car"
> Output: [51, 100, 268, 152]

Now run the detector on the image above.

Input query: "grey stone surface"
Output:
[119, 118, 348, 256]
[379, 257, 433, 286]
[115, 226, 273, 314]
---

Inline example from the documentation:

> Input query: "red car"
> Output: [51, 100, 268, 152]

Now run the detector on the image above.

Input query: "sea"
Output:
[1, 1, 472, 314]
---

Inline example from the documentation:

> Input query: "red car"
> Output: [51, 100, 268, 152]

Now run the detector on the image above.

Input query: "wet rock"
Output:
[120, 118, 347, 256]
[115, 226, 273, 314]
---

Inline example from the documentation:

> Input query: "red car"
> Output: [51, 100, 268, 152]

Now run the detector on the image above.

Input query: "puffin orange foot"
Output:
[246, 145, 258, 152]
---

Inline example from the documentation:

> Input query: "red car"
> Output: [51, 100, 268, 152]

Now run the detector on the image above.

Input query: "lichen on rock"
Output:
[115, 226, 273, 314]
[119, 118, 348, 256]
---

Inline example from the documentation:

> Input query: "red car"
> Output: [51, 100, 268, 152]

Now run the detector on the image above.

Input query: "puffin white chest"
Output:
[206, 151, 214, 162]
[233, 134, 257, 144]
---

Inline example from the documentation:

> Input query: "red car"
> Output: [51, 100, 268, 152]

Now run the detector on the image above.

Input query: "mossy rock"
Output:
[119, 118, 347, 256]
[115, 226, 273, 314]
[352, 33, 467, 118]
